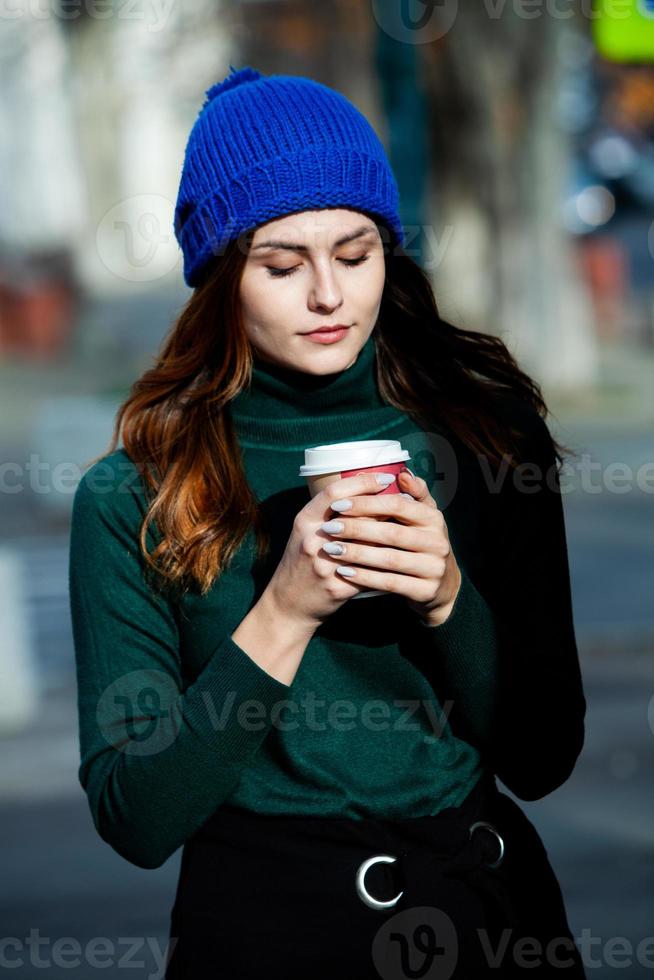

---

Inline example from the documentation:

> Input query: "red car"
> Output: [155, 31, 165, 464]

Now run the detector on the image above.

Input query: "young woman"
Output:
[69, 66, 588, 978]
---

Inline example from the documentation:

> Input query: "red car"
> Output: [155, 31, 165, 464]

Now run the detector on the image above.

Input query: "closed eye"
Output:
[266, 254, 370, 279]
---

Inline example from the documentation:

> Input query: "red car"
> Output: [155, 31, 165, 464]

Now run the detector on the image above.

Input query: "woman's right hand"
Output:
[266, 471, 396, 632]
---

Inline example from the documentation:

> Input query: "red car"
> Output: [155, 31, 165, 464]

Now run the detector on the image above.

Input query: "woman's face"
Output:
[239, 208, 386, 374]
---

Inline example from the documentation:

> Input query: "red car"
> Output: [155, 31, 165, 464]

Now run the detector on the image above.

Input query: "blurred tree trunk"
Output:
[64, 0, 232, 292]
[422, 5, 599, 392]
[0, 17, 86, 252]
[375, 20, 431, 269]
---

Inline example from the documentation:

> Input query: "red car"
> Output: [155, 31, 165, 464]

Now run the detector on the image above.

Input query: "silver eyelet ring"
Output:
[355, 854, 404, 910]
[469, 821, 505, 869]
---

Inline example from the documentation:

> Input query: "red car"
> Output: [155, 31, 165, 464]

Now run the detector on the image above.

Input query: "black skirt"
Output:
[164, 772, 587, 979]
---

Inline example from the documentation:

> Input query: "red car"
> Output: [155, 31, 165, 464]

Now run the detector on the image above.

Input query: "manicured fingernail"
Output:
[321, 520, 345, 533]
[330, 498, 353, 512]
[375, 473, 396, 485]
[400, 492, 413, 499]
[402, 467, 416, 478]
[323, 541, 345, 555]
[336, 565, 356, 577]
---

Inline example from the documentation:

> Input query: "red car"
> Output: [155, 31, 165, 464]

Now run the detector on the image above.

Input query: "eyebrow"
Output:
[251, 224, 378, 253]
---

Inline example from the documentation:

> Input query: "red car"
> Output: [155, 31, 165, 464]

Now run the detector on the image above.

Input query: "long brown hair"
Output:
[88, 221, 573, 598]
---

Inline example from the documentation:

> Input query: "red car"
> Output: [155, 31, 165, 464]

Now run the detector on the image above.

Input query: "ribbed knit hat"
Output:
[173, 65, 405, 288]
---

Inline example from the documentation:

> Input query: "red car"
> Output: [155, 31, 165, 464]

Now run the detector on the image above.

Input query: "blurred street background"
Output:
[1, 1, 653, 976]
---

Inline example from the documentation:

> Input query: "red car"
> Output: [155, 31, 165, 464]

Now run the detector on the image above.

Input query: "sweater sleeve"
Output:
[415, 563, 500, 755]
[69, 455, 291, 870]
[476, 405, 587, 800]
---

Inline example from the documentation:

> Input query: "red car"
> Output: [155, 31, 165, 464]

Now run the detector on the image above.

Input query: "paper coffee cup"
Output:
[299, 440, 411, 599]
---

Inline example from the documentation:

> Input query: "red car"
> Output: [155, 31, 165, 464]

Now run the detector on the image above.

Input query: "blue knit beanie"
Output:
[173, 65, 405, 288]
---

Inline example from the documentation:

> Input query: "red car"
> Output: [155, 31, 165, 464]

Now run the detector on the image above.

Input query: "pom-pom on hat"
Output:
[173, 64, 405, 288]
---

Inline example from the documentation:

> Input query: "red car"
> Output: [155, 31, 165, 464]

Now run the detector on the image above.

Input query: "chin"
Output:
[302, 345, 359, 373]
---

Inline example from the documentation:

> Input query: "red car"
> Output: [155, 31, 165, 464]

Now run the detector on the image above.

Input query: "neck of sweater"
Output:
[229, 331, 405, 448]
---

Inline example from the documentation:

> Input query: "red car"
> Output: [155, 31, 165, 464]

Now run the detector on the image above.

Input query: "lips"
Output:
[304, 325, 350, 335]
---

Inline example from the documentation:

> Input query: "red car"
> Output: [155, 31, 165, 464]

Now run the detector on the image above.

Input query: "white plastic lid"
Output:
[298, 439, 410, 477]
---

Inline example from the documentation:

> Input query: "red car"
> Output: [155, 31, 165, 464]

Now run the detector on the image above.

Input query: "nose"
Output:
[307, 259, 344, 313]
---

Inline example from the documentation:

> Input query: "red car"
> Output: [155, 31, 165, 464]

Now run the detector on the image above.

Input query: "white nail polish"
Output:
[331, 499, 353, 512]
[321, 520, 345, 533]
[323, 541, 345, 555]
[336, 565, 356, 577]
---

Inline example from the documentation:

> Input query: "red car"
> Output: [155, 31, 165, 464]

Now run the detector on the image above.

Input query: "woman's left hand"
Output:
[321, 469, 462, 626]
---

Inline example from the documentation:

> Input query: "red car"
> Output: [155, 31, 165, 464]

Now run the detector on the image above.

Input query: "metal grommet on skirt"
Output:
[354, 820, 506, 913]
[355, 854, 404, 910]
[468, 821, 505, 869]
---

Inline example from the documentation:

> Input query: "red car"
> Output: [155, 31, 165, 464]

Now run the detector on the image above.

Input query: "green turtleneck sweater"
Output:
[69, 332, 586, 869]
